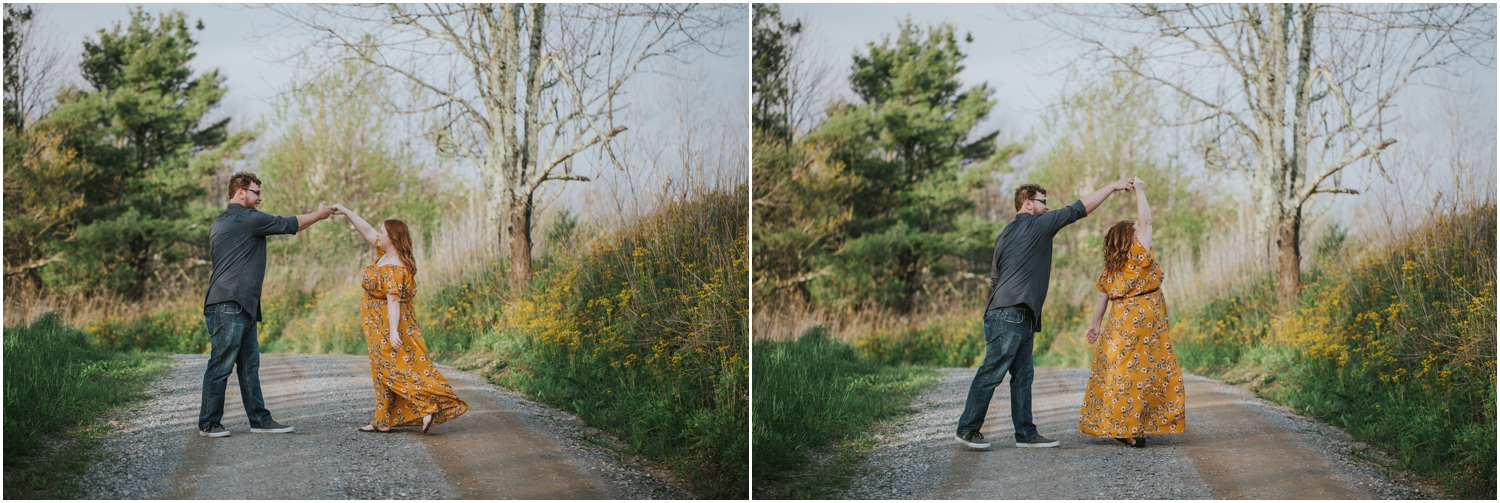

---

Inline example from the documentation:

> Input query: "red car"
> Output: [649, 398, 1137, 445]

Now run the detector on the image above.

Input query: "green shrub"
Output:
[82, 286, 322, 354]
[86, 302, 207, 353]
[853, 318, 984, 367]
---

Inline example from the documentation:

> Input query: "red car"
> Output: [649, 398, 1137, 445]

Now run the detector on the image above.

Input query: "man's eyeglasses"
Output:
[1030, 198, 1047, 205]
[247, 188, 261, 195]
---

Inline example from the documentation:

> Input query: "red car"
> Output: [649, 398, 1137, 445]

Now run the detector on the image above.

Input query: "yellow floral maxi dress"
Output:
[362, 248, 468, 429]
[1078, 238, 1186, 438]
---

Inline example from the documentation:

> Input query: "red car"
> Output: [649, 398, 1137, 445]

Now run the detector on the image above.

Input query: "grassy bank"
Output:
[3, 314, 173, 498]
[485, 187, 749, 497]
[752, 327, 939, 498]
[1173, 204, 1496, 498]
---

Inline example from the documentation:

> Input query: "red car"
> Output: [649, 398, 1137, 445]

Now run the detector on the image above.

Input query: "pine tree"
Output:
[804, 20, 1019, 311]
[38, 7, 252, 297]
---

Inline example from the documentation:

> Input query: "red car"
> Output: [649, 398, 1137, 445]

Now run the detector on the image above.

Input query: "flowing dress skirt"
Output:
[1078, 239, 1186, 438]
[361, 255, 467, 428]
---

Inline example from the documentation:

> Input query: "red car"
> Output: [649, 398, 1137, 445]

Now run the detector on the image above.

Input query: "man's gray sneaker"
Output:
[199, 422, 230, 438]
[250, 421, 294, 434]
[1016, 433, 1059, 448]
[956, 430, 992, 449]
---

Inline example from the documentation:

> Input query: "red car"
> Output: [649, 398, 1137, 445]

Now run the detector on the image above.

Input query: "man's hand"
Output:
[1114, 176, 1135, 192]
[297, 204, 336, 231]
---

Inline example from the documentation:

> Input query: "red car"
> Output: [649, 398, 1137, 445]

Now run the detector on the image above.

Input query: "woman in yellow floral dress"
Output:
[332, 204, 467, 433]
[1077, 177, 1185, 447]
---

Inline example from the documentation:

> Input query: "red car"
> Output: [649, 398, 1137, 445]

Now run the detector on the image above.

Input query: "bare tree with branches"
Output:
[3, 5, 64, 130]
[270, 3, 741, 292]
[1032, 3, 1495, 305]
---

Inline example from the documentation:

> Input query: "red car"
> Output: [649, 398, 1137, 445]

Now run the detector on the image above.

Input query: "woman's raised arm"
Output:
[1133, 177, 1153, 251]
[334, 204, 379, 246]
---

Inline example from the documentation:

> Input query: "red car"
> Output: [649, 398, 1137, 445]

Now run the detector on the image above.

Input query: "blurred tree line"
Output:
[3, 6, 456, 303]
[752, 5, 1221, 318]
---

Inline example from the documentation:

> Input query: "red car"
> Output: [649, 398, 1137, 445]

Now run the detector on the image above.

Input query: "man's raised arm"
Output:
[295, 203, 337, 232]
[1081, 177, 1135, 214]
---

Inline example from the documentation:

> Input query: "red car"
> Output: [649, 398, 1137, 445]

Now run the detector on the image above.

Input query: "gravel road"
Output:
[78, 354, 691, 499]
[842, 367, 1444, 500]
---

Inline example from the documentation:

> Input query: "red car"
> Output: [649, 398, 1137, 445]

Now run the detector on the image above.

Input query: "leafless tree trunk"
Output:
[1033, 3, 1495, 305]
[271, 3, 741, 293]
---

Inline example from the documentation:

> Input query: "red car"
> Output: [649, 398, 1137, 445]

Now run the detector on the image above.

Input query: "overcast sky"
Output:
[32, 3, 749, 127]
[786, 3, 1496, 139]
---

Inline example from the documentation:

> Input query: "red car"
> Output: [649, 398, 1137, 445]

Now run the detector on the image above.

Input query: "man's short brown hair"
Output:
[1014, 183, 1047, 211]
[228, 172, 261, 199]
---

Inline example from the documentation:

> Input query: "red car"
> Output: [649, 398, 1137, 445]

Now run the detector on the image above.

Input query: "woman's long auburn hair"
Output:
[382, 218, 418, 282]
[1103, 220, 1136, 275]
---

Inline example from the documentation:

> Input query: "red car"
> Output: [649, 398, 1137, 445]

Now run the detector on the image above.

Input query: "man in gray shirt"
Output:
[956, 177, 1134, 449]
[198, 172, 336, 438]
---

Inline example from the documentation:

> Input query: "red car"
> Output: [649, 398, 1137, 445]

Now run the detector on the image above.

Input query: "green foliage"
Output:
[1176, 204, 1496, 498]
[752, 140, 858, 307]
[765, 19, 1019, 312]
[490, 187, 748, 497]
[752, 327, 938, 498]
[258, 59, 459, 263]
[1173, 273, 1279, 374]
[3, 122, 93, 292]
[13, 7, 252, 298]
[3, 314, 173, 498]
[86, 301, 207, 354]
[77, 286, 323, 354]
[852, 317, 984, 367]
[751, 4, 802, 143]
[414, 263, 510, 357]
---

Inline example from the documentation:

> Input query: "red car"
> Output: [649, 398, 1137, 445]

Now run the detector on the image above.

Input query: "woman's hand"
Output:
[1085, 326, 1101, 344]
[388, 330, 402, 349]
[1133, 177, 1146, 190]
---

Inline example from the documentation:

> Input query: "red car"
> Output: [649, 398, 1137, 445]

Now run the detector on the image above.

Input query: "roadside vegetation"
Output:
[3, 314, 173, 499]
[489, 189, 749, 497]
[752, 327, 938, 498]
[1173, 205, 1496, 498]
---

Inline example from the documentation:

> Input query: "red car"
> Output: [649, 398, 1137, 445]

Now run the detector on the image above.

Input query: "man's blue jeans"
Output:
[956, 307, 1039, 441]
[198, 302, 274, 430]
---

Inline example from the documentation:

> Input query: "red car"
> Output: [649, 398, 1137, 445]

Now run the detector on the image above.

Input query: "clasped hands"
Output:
[316, 202, 349, 218]
[1111, 176, 1147, 192]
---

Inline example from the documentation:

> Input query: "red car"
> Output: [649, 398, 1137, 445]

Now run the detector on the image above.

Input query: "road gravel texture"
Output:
[78, 354, 691, 499]
[841, 367, 1445, 500]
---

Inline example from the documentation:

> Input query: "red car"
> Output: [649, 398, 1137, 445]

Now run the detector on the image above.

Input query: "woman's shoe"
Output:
[421, 414, 433, 434]
[359, 425, 391, 433]
[1115, 437, 1145, 448]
